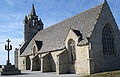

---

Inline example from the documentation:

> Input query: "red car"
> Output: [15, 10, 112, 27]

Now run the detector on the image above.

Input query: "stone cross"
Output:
[5, 39, 12, 65]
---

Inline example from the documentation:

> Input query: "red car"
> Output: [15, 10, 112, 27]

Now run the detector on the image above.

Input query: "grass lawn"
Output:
[82, 70, 120, 77]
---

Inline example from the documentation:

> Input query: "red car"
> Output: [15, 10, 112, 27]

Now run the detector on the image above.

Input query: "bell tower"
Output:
[24, 4, 44, 41]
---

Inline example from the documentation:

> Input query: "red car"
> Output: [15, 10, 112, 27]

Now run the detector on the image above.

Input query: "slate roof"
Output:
[21, 3, 104, 56]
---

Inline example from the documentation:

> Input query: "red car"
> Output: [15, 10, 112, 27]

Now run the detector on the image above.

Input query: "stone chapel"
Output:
[15, 0, 120, 75]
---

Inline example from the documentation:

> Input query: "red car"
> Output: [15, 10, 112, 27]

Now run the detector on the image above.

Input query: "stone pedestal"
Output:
[1, 65, 21, 75]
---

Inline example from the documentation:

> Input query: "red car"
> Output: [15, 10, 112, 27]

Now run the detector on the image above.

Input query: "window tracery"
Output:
[102, 24, 115, 55]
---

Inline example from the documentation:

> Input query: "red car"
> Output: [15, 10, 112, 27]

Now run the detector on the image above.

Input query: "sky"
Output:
[0, 0, 119, 65]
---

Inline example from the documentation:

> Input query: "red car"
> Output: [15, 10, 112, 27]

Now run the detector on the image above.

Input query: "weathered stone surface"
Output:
[57, 50, 68, 74]
[32, 55, 41, 71]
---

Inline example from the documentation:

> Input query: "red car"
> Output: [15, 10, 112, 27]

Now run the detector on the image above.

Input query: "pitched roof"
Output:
[21, 3, 104, 56]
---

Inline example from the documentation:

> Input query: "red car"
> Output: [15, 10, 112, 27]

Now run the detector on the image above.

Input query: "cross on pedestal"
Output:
[5, 39, 12, 65]
[1, 39, 21, 75]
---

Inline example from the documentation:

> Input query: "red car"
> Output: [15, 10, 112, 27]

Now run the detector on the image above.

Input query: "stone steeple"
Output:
[24, 4, 44, 41]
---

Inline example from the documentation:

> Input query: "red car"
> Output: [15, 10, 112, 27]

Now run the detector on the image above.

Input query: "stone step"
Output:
[1, 65, 21, 75]
[1, 70, 21, 75]
[3, 65, 15, 69]
[2, 68, 19, 72]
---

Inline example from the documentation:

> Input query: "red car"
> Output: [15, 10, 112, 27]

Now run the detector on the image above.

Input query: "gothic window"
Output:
[33, 46, 36, 56]
[102, 24, 115, 55]
[68, 39, 76, 61]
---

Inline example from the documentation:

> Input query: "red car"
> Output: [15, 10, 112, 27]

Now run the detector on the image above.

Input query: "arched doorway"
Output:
[102, 24, 115, 55]
[26, 56, 31, 70]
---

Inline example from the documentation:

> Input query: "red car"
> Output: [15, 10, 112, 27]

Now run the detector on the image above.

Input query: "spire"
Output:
[104, 0, 107, 3]
[104, 0, 109, 6]
[30, 4, 36, 16]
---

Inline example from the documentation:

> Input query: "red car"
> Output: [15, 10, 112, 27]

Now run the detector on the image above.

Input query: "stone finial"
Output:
[25, 15, 28, 20]
[24, 15, 28, 24]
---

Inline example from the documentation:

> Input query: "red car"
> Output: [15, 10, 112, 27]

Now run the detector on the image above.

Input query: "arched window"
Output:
[102, 24, 115, 55]
[33, 46, 36, 56]
[68, 39, 76, 61]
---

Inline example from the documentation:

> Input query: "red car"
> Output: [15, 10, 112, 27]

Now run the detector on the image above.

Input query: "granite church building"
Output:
[15, 1, 120, 75]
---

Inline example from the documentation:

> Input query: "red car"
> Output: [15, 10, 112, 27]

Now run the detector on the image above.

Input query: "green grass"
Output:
[82, 70, 120, 77]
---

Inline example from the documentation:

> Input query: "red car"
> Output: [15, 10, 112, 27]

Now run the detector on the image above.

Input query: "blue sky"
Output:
[0, 0, 119, 65]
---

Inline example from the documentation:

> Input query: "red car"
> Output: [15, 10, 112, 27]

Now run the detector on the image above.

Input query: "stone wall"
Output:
[17, 48, 26, 70]
[14, 48, 18, 68]
[18, 57, 26, 70]
[89, 3, 120, 73]
[76, 45, 90, 75]
[41, 53, 54, 72]
[51, 50, 66, 73]
[57, 50, 68, 74]
[31, 55, 41, 71]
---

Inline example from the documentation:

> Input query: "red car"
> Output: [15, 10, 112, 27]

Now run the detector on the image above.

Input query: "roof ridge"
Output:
[64, 3, 104, 22]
